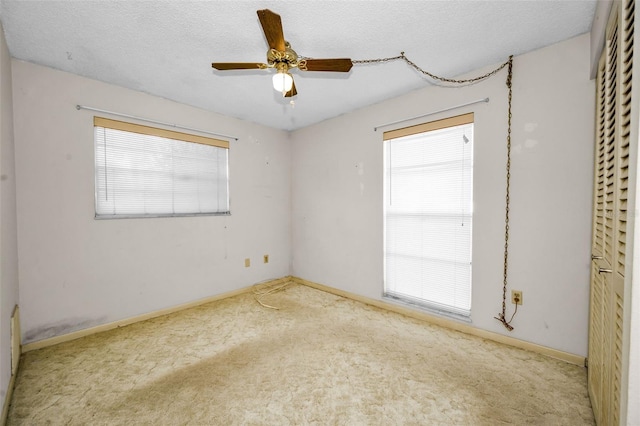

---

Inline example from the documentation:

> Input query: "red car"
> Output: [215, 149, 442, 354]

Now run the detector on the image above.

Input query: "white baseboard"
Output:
[2, 305, 21, 426]
[292, 276, 586, 366]
[21, 276, 585, 367]
[11, 306, 20, 375]
[1, 372, 16, 426]
[21, 280, 287, 353]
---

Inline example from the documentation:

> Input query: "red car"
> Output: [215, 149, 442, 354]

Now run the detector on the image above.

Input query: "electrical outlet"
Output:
[511, 290, 523, 305]
[244, 258, 250, 267]
[263, 254, 269, 264]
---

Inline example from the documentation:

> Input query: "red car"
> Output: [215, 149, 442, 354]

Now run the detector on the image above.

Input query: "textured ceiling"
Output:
[0, 0, 596, 131]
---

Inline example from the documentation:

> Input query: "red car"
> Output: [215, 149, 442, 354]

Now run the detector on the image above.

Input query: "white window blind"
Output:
[94, 117, 230, 218]
[383, 113, 473, 317]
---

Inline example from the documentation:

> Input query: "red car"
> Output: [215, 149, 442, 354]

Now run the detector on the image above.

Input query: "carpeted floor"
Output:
[8, 282, 594, 425]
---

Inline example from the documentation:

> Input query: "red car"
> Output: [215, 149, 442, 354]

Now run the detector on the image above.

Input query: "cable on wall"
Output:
[493, 56, 516, 331]
[76, 105, 238, 141]
[362, 52, 518, 331]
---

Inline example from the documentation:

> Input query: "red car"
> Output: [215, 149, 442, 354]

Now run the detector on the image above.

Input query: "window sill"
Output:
[94, 212, 231, 220]
[382, 292, 472, 323]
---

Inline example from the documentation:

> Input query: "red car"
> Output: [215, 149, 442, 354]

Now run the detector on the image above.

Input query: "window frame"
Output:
[382, 112, 474, 319]
[93, 116, 230, 219]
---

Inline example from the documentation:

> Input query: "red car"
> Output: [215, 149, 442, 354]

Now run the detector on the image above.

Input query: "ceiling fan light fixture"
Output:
[272, 70, 293, 92]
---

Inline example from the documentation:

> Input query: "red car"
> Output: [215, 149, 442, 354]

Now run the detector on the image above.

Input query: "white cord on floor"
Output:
[252, 278, 292, 310]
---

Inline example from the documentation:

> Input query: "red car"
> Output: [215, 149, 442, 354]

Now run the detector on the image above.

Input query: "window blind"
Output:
[383, 113, 473, 317]
[94, 117, 230, 218]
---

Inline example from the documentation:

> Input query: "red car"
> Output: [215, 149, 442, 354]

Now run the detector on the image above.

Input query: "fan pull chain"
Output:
[494, 55, 516, 331]
[353, 52, 511, 84]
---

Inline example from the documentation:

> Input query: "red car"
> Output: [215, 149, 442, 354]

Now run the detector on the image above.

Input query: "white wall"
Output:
[9, 33, 594, 357]
[291, 34, 594, 357]
[0, 21, 19, 407]
[12, 60, 291, 344]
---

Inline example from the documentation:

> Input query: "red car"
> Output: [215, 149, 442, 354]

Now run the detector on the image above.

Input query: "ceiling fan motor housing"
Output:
[267, 42, 299, 69]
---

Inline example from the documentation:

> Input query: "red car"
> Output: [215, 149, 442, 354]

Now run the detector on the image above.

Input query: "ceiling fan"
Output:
[211, 9, 353, 98]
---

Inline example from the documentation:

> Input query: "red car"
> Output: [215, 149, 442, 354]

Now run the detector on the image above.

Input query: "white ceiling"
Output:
[0, 0, 596, 131]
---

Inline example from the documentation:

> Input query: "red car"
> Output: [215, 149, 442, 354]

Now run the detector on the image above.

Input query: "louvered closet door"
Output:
[589, 52, 607, 424]
[589, 1, 632, 424]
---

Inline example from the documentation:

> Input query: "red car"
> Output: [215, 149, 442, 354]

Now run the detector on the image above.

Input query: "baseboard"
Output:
[292, 276, 586, 366]
[2, 305, 21, 426]
[11, 306, 20, 375]
[1, 371, 16, 426]
[22, 278, 288, 353]
[21, 275, 585, 367]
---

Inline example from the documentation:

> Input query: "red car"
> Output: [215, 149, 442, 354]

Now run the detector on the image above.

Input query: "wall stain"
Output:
[24, 316, 108, 343]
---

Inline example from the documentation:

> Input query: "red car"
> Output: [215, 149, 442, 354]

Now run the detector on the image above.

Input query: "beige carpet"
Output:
[8, 282, 594, 425]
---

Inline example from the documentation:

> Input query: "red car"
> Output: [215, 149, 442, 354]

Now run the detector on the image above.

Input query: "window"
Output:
[94, 117, 229, 218]
[383, 113, 473, 318]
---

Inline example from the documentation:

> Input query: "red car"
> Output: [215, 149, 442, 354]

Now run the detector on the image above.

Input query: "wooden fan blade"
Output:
[212, 62, 268, 70]
[257, 9, 285, 52]
[300, 58, 353, 72]
[285, 79, 297, 98]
